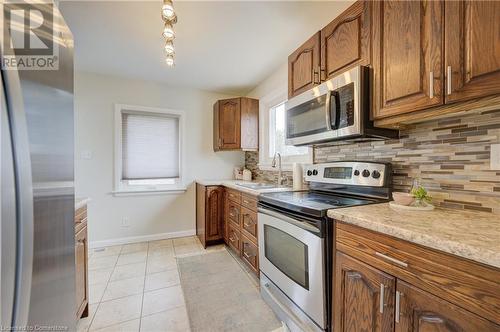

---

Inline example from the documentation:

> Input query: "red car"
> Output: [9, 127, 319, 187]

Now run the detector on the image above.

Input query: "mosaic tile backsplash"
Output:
[246, 108, 500, 214]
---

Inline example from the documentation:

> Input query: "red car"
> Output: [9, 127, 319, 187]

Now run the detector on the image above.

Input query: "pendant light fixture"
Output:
[162, 0, 177, 67]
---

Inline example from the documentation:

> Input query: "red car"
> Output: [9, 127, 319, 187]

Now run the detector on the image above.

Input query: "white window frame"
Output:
[258, 87, 313, 171]
[113, 104, 186, 195]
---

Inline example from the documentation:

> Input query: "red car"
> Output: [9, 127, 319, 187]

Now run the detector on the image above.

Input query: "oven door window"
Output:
[264, 225, 309, 290]
[286, 94, 328, 139]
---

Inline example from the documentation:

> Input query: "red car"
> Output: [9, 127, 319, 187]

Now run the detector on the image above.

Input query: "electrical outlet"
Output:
[121, 217, 130, 228]
[80, 150, 92, 160]
[491, 144, 500, 170]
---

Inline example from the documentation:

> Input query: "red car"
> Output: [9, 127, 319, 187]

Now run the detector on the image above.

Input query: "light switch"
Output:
[491, 144, 500, 170]
[80, 150, 92, 160]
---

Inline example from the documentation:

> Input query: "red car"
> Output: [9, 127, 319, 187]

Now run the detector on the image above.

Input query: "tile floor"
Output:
[78, 236, 225, 332]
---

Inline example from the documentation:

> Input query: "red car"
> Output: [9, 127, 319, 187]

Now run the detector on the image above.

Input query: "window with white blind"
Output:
[114, 104, 185, 194]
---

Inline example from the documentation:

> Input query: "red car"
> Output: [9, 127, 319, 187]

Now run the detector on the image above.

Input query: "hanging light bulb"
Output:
[165, 54, 175, 67]
[162, 22, 175, 40]
[162, 0, 175, 20]
[164, 40, 175, 55]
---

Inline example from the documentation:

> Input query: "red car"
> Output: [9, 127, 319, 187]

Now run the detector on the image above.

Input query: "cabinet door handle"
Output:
[447, 65, 452, 95]
[379, 283, 385, 314]
[375, 252, 408, 268]
[429, 71, 434, 99]
[395, 291, 402, 323]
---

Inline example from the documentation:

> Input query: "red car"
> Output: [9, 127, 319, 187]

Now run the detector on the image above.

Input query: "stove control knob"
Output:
[312, 169, 318, 176]
[354, 170, 360, 176]
[362, 169, 370, 177]
[372, 170, 381, 179]
[307, 170, 313, 176]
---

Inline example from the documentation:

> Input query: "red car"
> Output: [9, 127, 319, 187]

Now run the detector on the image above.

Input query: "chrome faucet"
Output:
[271, 152, 284, 186]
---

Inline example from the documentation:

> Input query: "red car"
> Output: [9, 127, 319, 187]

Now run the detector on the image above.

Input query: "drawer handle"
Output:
[375, 252, 408, 268]
[229, 236, 236, 243]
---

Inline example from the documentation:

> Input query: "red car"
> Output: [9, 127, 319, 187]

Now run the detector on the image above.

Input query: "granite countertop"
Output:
[75, 197, 90, 210]
[196, 179, 294, 196]
[327, 203, 500, 268]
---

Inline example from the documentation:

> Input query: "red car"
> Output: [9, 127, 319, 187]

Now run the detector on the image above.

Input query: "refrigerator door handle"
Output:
[1, 74, 18, 329]
[1, 42, 35, 328]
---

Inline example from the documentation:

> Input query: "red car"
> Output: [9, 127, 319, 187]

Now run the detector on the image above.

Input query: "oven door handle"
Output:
[258, 207, 320, 235]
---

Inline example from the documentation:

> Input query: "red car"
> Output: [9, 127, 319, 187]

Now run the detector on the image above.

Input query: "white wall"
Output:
[75, 71, 244, 246]
[246, 62, 287, 100]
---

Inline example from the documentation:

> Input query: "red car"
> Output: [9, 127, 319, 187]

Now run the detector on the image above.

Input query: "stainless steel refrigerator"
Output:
[1, 2, 75, 330]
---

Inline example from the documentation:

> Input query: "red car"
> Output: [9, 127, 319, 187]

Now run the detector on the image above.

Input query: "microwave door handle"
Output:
[325, 91, 332, 131]
[330, 91, 339, 129]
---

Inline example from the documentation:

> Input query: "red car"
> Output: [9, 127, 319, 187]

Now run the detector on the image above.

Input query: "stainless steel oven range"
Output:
[258, 161, 393, 332]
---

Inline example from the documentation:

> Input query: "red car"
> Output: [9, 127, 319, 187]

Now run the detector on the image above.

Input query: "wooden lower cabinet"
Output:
[197, 183, 260, 277]
[75, 205, 89, 319]
[196, 184, 225, 248]
[334, 252, 395, 332]
[396, 280, 500, 332]
[224, 189, 260, 276]
[240, 206, 258, 241]
[334, 222, 500, 332]
[241, 234, 258, 273]
[227, 222, 241, 253]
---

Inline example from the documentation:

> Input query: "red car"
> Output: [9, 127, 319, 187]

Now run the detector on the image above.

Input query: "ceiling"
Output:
[60, 1, 353, 95]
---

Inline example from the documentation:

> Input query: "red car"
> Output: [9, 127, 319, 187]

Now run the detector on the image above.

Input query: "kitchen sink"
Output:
[235, 183, 280, 190]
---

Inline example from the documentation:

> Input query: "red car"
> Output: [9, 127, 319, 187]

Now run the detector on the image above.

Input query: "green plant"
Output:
[411, 186, 432, 204]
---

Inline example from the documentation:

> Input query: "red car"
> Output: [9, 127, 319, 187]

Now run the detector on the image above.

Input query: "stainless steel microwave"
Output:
[285, 66, 398, 146]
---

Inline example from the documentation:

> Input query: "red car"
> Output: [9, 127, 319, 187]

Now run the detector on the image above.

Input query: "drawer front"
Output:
[226, 189, 241, 204]
[241, 194, 258, 211]
[240, 207, 257, 243]
[227, 223, 241, 254]
[227, 200, 241, 227]
[336, 222, 500, 325]
[241, 234, 259, 273]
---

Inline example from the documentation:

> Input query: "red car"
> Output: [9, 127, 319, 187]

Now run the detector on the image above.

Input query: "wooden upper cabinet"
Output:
[321, 1, 371, 81]
[213, 97, 258, 151]
[444, 1, 500, 104]
[372, 0, 443, 119]
[396, 280, 500, 332]
[334, 252, 395, 332]
[217, 98, 240, 149]
[288, 32, 321, 98]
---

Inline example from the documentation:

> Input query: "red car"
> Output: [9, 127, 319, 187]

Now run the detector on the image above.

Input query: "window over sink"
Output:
[113, 104, 185, 195]
[259, 88, 312, 170]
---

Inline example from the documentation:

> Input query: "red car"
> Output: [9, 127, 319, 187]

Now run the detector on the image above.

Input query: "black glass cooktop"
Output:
[259, 191, 378, 218]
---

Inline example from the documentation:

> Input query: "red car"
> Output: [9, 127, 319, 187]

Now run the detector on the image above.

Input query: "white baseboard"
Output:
[89, 229, 196, 249]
